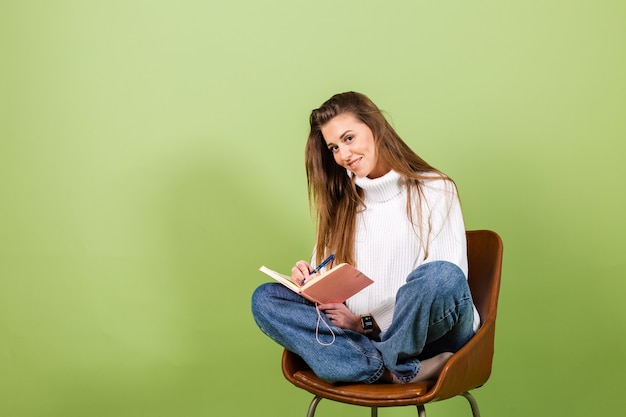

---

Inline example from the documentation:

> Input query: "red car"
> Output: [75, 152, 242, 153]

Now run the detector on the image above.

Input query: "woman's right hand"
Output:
[291, 260, 313, 286]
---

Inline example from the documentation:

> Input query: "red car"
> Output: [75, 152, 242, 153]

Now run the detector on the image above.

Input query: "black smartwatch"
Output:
[360, 315, 374, 335]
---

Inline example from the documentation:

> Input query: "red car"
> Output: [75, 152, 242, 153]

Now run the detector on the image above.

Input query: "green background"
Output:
[2, 1, 625, 416]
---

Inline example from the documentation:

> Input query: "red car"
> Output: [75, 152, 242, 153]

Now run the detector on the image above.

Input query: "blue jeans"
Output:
[251, 261, 475, 384]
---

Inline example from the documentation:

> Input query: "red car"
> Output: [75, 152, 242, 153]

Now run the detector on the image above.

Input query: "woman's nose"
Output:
[339, 145, 352, 160]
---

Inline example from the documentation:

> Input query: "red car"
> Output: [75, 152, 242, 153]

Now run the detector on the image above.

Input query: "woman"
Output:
[252, 92, 479, 384]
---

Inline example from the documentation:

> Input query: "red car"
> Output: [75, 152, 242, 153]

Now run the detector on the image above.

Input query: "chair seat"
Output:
[292, 370, 435, 406]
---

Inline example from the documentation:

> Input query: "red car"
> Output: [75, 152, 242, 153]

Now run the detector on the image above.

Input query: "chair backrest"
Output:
[424, 229, 503, 402]
[466, 229, 503, 326]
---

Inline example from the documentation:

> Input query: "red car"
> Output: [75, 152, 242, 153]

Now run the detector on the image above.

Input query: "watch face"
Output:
[361, 315, 374, 330]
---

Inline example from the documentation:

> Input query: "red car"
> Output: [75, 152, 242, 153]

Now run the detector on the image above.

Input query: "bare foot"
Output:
[411, 352, 453, 382]
[386, 352, 454, 384]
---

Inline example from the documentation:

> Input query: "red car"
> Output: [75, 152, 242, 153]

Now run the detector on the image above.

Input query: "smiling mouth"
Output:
[347, 158, 362, 170]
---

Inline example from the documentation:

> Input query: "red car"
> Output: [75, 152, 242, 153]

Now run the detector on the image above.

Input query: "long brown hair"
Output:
[305, 92, 450, 266]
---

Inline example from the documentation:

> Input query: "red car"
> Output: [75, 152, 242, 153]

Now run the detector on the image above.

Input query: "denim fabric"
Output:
[251, 260, 475, 384]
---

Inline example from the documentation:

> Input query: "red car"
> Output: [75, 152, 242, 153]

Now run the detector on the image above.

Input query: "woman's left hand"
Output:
[318, 303, 359, 331]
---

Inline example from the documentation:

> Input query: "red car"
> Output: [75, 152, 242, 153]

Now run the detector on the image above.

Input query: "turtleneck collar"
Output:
[354, 170, 405, 203]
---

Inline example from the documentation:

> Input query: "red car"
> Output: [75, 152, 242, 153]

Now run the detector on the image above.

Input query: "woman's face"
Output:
[321, 113, 390, 179]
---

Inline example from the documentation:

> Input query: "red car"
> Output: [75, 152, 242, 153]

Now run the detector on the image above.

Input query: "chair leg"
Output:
[304, 394, 478, 417]
[306, 396, 323, 417]
[460, 392, 481, 417]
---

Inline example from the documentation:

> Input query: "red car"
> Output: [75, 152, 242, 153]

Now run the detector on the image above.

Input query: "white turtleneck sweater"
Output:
[340, 170, 480, 333]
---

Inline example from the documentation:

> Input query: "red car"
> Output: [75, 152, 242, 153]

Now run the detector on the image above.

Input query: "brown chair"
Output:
[281, 230, 503, 417]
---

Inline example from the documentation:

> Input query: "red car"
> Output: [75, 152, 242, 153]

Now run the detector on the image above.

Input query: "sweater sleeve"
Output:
[421, 178, 468, 277]
[369, 298, 396, 332]
[424, 179, 481, 330]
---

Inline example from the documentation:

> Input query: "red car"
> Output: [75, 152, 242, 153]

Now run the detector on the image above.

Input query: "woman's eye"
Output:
[329, 145, 339, 153]
[344, 135, 354, 143]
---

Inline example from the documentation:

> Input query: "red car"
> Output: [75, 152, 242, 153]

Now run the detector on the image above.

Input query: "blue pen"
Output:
[301, 254, 335, 285]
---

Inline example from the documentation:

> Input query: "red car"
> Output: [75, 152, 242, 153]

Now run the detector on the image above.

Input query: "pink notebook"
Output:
[259, 263, 374, 304]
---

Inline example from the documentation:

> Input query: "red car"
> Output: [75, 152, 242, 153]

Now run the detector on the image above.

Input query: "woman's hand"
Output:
[318, 303, 360, 331]
[291, 260, 314, 286]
